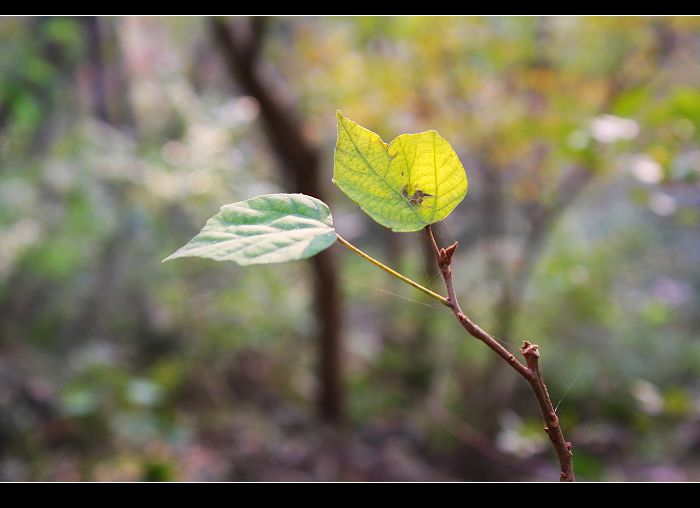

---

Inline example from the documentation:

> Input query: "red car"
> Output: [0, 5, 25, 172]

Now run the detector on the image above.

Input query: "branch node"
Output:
[439, 249, 447, 267]
[520, 341, 541, 375]
[520, 340, 540, 359]
[549, 412, 559, 427]
[436, 241, 459, 267]
[444, 241, 458, 264]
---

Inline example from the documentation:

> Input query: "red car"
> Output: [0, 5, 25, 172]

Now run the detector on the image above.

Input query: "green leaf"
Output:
[163, 193, 337, 265]
[333, 111, 468, 232]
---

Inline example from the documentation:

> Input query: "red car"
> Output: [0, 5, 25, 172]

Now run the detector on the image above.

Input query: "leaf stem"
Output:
[335, 233, 450, 307]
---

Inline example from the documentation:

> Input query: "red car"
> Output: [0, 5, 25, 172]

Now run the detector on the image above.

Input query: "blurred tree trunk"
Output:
[83, 17, 110, 123]
[210, 17, 344, 422]
[83, 17, 137, 130]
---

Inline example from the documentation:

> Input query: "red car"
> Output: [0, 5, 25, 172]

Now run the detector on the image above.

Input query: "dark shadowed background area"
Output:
[1, 16, 700, 481]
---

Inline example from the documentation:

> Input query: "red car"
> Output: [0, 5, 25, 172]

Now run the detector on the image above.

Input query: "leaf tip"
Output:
[162, 249, 183, 263]
[336, 110, 348, 126]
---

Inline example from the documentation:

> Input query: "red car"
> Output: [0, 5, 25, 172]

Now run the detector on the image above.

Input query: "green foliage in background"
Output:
[1, 16, 700, 481]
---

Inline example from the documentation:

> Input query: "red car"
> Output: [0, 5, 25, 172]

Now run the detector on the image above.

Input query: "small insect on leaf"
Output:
[409, 189, 432, 207]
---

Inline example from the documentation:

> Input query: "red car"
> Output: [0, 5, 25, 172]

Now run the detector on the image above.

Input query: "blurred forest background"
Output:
[1, 16, 700, 481]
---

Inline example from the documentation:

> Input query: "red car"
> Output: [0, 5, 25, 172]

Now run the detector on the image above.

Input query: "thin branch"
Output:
[425, 227, 530, 378]
[425, 225, 575, 482]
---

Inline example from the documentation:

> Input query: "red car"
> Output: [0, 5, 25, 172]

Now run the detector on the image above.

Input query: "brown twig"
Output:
[425, 225, 575, 482]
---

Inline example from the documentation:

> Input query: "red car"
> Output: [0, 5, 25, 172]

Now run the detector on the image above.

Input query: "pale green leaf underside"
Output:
[333, 111, 468, 232]
[163, 193, 337, 266]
